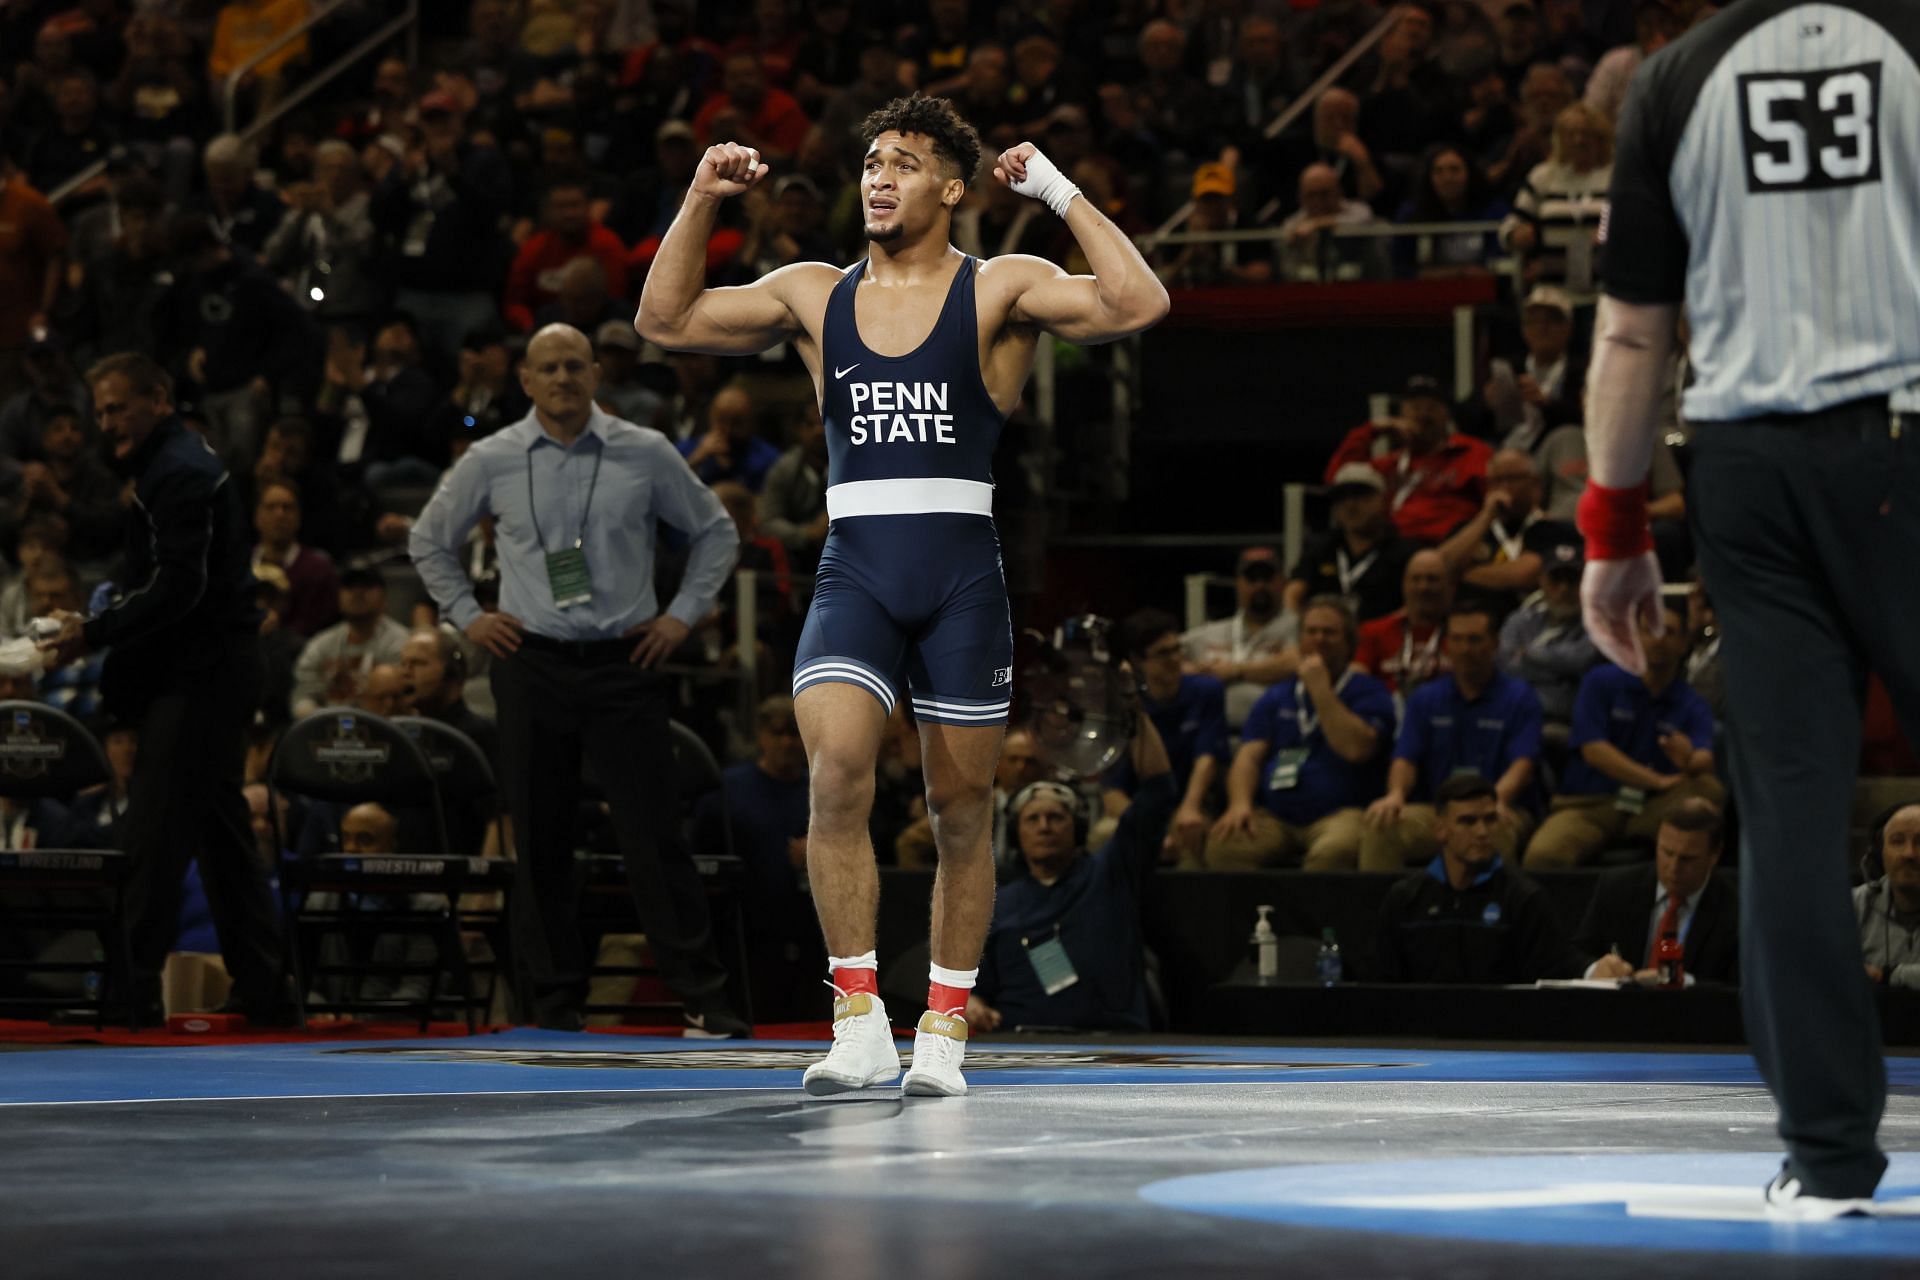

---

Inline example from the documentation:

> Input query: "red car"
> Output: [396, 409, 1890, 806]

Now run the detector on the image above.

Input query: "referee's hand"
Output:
[625, 615, 691, 668]
[1581, 551, 1663, 675]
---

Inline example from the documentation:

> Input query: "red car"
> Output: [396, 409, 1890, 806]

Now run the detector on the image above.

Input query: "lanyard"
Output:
[1335, 546, 1378, 596]
[1390, 452, 1421, 512]
[526, 438, 604, 553]
[1231, 615, 1265, 664]
[1296, 667, 1355, 740]
[1491, 518, 1524, 564]
[1399, 623, 1442, 682]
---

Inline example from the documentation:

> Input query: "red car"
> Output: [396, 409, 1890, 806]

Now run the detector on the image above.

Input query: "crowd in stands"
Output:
[0, 0, 1909, 1032]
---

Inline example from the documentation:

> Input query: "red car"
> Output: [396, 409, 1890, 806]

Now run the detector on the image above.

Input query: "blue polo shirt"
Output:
[1243, 670, 1396, 825]
[1395, 672, 1545, 809]
[1560, 664, 1715, 796]
[1107, 674, 1230, 795]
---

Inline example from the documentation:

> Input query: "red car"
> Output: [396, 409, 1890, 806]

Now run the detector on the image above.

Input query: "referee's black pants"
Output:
[1690, 403, 1904, 1198]
[492, 637, 730, 1023]
[122, 635, 288, 1016]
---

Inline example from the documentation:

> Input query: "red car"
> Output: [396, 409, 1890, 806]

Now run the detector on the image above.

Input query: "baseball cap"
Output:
[1044, 104, 1091, 132]
[1238, 546, 1281, 579]
[1191, 162, 1236, 199]
[1328, 462, 1387, 499]
[656, 119, 696, 144]
[595, 319, 640, 352]
[772, 173, 822, 201]
[1402, 374, 1446, 403]
[1537, 525, 1585, 576]
[418, 89, 461, 116]
[1522, 284, 1574, 317]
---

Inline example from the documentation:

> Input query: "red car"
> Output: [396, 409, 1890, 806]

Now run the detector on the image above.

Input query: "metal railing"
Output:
[225, 0, 421, 140]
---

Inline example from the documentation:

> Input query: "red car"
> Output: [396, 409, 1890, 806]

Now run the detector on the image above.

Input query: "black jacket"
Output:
[1374, 857, 1585, 984]
[1573, 864, 1740, 985]
[86, 418, 259, 703]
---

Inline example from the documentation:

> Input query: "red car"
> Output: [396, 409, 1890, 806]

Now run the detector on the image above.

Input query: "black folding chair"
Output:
[269, 707, 510, 1032]
[578, 719, 753, 1023]
[392, 714, 513, 1022]
[0, 702, 128, 1028]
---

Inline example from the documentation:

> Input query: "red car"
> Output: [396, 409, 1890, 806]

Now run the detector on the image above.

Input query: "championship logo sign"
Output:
[312, 713, 390, 784]
[0, 709, 65, 779]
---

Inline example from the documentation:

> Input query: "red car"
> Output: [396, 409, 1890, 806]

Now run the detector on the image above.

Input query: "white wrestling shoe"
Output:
[1764, 1166, 1877, 1220]
[802, 991, 901, 1096]
[901, 1010, 969, 1097]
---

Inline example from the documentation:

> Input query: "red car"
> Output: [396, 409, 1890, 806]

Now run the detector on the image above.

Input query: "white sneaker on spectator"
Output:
[901, 1010, 968, 1097]
[802, 990, 900, 1096]
[1764, 1166, 1876, 1220]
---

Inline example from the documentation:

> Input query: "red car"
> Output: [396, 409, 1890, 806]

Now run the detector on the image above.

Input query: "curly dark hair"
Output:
[856, 95, 984, 183]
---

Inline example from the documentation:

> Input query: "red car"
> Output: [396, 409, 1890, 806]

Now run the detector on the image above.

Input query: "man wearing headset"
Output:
[1857, 803, 1920, 990]
[967, 709, 1173, 1033]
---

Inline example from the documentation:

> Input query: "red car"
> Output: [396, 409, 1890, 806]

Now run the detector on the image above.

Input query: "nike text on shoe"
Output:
[902, 1010, 969, 1097]
[802, 991, 901, 1096]
[1764, 1166, 1876, 1221]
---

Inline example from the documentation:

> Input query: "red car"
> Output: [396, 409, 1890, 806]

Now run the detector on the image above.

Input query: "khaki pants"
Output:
[1203, 808, 1366, 871]
[1358, 804, 1535, 871]
[1522, 777, 1727, 869]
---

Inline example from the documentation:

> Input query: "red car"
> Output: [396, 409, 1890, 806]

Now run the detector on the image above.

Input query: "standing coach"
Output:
[1579, 0, 1920, 1217]
[410, 323, 749, 1036]
[42, 353, 291, 1024]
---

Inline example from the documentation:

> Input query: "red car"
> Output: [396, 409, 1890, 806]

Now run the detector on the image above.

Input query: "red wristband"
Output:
[1576, 480, 1654, 561]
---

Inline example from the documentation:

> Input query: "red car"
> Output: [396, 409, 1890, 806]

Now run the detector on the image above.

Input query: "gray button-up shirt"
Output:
[409, 405, 737, 641]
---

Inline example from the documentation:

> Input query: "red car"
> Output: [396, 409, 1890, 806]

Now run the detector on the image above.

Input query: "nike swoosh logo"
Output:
[835, 364, 860, 379]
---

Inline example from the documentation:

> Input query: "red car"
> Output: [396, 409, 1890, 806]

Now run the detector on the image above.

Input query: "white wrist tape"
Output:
[1009, 147, 1081, 217]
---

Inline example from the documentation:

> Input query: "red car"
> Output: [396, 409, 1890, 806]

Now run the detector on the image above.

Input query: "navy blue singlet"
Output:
[791, 254, 1014, 725]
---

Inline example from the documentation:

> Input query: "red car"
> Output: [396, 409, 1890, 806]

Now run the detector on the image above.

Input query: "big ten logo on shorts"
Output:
[846, 380, 958, 445]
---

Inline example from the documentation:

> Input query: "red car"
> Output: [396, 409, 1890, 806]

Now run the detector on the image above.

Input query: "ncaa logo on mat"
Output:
[1142, 1154, 1920, 1258]
[312, 714, 391, 783]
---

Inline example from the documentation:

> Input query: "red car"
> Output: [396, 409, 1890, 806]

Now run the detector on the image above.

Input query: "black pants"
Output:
[491, 639, 729, 1019]
[122, 637, 287, 1014]
[1690, 405, 1906, 1197]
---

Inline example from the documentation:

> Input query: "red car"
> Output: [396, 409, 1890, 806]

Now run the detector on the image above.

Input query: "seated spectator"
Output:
[504, 175, 630, 333]
[0, 337, 87, 472]
[968, 711, 1174, 1033]
[736, 172, 839, 279]
[1155, 164, 1272, 287]
[53, 717, 135, 849]
[1538, 418, 1687, 538]
[1355, 549, 1455, 694]
[1500, 102, 1612, 302]
[1208, 596, 1391, 871]
[1583, 0, 1679, 122]
[1326, 375, 1492, 545]
[399, 627, 496, 756]
[1579, 798, 1738, 985]
[1278, 163, 1388, 283]
[191, 134, 285, 256]
[331, 800, 436, 1007]
[251, 478, 340, 639]
[1363, 603, 1544, 870]
[67, 173, 170, 367]
[1107, 609, 1231, 866]
[1281, 87, 1384, 206]
[531, 257, 627, 335]
[1394, 143, 1507, 278]
[290, 567, 410, 718]
[1437, 449, 1565, 623]
[313, 315, 446, 490]
[24, 68, 114, 197]
[759, 401, 829, 572]
[1286, 464, 1415, 624]
[6, 402, 121, 564]
[261, 138, 385, 331]
[1524, 600, 1724, 869]
[0, 517, 70, 639]
[900, 723, 1048, 875]
[1373, 774, 1584, 984]
[693, 52, 811, 161]
[1859, 803, 1920, 990]
[1182, 545, 1300, 730]
[357, 662, 409, 718]
[678, 384, 780, 491]
[1472, 285, 1583, 451]
[429, 327, 531, 452]
[592, 321, 664, 427]
[1497, 531, 1600, 723]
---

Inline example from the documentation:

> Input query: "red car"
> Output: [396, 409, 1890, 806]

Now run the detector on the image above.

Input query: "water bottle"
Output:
[1653, 934, 1685, 989]
[1315, 927, 1343, 987]
[1251, 905, 1279, 982]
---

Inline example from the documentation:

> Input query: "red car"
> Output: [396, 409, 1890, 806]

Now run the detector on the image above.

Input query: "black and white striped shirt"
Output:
[1603, 0, 1920, 421]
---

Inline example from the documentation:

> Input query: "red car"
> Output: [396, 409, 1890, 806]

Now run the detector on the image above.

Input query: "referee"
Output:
[42, 354, 291, 1023]
[1581, 0, 1919, 1216]
[410, 323, 748, 1036]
